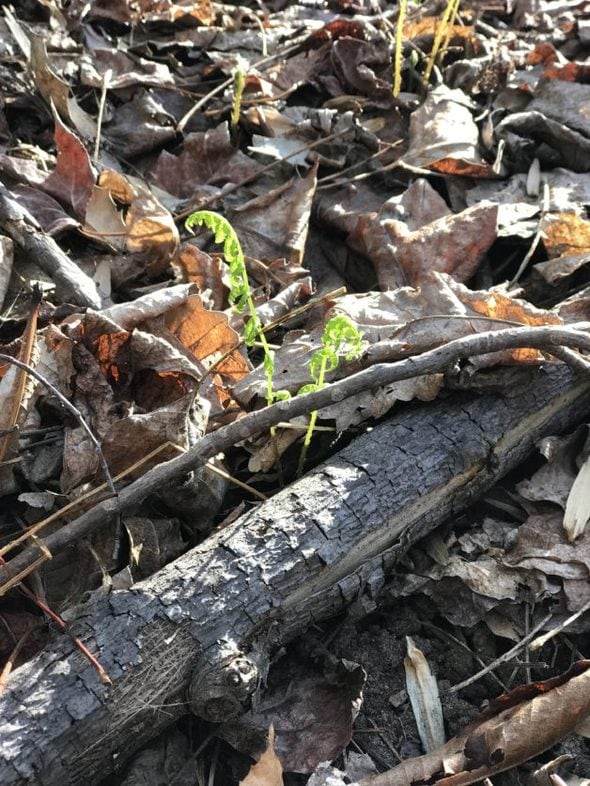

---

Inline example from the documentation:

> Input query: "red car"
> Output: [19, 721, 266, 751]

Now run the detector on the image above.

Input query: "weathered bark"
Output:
[1, 365, 590, 785]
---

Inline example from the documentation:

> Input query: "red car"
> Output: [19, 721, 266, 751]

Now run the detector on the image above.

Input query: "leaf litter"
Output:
[1, 0, 590, 783]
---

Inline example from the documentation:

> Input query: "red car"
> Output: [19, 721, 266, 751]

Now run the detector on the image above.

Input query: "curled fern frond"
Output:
[185, 210, 249, 311]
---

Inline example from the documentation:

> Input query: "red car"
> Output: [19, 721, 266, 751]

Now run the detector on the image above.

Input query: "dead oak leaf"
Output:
[163, 294, 251, 385]
[350, 180, 497, 289]
[229, 163, 318, 265]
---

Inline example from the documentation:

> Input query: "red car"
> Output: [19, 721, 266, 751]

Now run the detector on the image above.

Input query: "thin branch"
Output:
[0, 353, 117, 500]
[448, 611, 555, 694]
[1, 324, 589, 592]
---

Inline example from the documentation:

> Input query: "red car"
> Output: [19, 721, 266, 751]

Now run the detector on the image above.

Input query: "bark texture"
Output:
[1, 365, 589, 785]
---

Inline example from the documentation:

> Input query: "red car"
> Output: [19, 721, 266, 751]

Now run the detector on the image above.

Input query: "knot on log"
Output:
[187, 643, 260, 722]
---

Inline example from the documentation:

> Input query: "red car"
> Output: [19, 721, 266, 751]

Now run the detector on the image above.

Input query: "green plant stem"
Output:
[423, 0, 459, 87]
[297, 353, 328, 477]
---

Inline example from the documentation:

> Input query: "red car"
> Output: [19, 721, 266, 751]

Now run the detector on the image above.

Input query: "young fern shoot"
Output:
[231, 68, 245, 130]
[297, 315, 364, 476]
[185, 210, 284, 407]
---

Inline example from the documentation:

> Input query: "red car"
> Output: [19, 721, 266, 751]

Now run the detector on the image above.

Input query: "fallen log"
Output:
[1, 364, 590, 785]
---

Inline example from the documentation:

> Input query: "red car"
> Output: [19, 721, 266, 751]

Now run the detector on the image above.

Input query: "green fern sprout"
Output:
[231, 69, 245, 130]
[185, 210, 283, 406]
[297, 315, 364, 476]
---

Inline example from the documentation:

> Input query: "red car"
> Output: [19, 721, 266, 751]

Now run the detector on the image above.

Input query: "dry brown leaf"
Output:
[402, 85, 494, 176]
[362, 661, 590, 786]
[98, 170, 137, 205]
[95, 169, 179, 267]
[125, 191, 179, 268]
[83, 186, 128, 251]
[43, 110, 96, 220]
[223, 651, 365, 774]
[403, 18, 475, 41]
[240, 725, 283, 786]
[542, 213, 590, 257]
[229, 163, 318, 265]
[171, 244, 228, 311]
[349, 179, 498, 289]
[151, 123, 259, 199]
[163, 294, 251, 384]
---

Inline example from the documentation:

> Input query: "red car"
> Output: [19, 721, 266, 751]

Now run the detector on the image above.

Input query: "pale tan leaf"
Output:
[240, 725, 283, 786]
[563, 454, 590, 541]
[404, 636, 446, 754]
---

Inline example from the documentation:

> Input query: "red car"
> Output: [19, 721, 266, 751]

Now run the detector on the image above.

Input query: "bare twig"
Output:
[0, 183, 101, 309]
[1, 324, 589, 593]
[0, 354, 117, 501]
[529, 595, 590, 652]
[93, 68, 112, 162]
[448, 610, 555, 694]
[175, 128, 352, 221]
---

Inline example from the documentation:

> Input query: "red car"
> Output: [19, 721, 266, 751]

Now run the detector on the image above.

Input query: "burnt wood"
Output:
[1, 365, 589, 785]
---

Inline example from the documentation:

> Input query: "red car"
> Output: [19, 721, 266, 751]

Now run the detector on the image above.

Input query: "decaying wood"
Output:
[1, 365, 590, 785]
[2, 324, 590, 591]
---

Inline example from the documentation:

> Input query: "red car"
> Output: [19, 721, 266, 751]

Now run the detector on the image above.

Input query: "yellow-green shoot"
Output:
[185, 210, 286, 408]
[231, 69, 245, 130]
[297, 315, 364, 476]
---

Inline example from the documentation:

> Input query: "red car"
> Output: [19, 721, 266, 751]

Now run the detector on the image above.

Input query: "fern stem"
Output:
[297, 353, 327, 477]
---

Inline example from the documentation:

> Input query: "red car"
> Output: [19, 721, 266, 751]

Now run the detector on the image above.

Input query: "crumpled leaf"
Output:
[349, 179, 498, 288]
[360, 661, 590, 786]
[503, 511, 590, 613]
[330, 37, 393, 107]
[222, 649, 365, 774]
[171, 244, 227, 311]
[151, 123, 259, 199]
[80, 49, 175, 89]
[92, 170, 180, 267]
[496, 111, 590, 173]
[402, 85, 494, 176]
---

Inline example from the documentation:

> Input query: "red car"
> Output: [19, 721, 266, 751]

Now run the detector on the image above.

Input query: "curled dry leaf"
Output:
[563, 454, 590, 541]
[404, 636, 446, 754]
[240, 725, 283, 786]
[93, 169, 180, 268]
